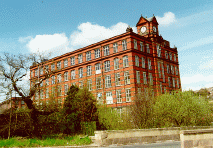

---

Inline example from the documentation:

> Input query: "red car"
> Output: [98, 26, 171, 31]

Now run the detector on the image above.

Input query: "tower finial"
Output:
[153, 14, 154, 16]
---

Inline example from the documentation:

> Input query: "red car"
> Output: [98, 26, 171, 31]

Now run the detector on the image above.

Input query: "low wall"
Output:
[180, 128, 213, 148]
[93, 126, 212, 146]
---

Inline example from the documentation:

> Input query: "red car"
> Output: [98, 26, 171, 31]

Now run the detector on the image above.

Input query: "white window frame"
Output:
[124, 71, 130, 85]
[175, 66, 178, 75]
[174, 54, 176, 62]
[135, 55, 139, 67]
[167, 64, 170, 74]
[146, 44, 150, 53]
[173, 78, 175, 88]
[87, 79, 92, 91]
[158, 62, 161, 78]
[64, 59, 68, 68]
[168, 77, 171, 87]
[103, 45, 109, 56]
[57, 86, 62, 96]
[57, 61, 61, 70]
[104, 61, 110, 72]
[64, 72, 68, 81]
[134, 39, 137, 49]
[148, 73, 153, 85]
[46, 78, 49, 86]
[136, 71, 140, 84]
[71, 56, 75, 65]
[57, 74, 61, 83]
[64, 84, 69, 95]
[142, 57, 145, 68]
[143, 72, 147, 84]
[46, 88, 49, 98]
[165, 51, 168, 59]
[114, 58, 119, 70]
[148, 58, 152, 70]
[169, 52, 172, 61]
[105, 75, 111, 88]
[113, 42, 118, 53]
[116, 90, 122, 103]
[87, 65, 92, 76]
[35, 69, 38, 76]
[122, 39, 127, 50]
[86, 51, 91, 61]
[78, 54, 83, 64]
[96, 77, 102, 89]
[106, 91, 113, 104]
[51, 64, 55, 71]
[171, 65, 174, 74]
[95, 48, 100, 59]
[126, 89, 131, 102]
[115, 73, 121, 86]
[79, 68, 83, 78]
[140, 42, 144, 52]
[71, 70, 75, 79]
[123, 56, 129, 68]
[157, 44, 161, 57]
[51, 75, 55, 84]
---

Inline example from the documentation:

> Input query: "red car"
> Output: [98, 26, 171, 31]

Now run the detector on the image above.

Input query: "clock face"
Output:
[153, 26, 157, 32]
[140, 26, 146, 33]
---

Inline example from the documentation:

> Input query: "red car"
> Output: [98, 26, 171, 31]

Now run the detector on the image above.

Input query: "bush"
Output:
[154, 90, 212, 127]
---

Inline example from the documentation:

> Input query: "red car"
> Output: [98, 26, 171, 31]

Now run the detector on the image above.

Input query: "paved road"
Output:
[102, 141, 181, 148]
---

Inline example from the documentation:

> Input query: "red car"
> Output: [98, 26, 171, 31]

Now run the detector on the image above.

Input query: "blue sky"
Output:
[1, 0, 213, 91]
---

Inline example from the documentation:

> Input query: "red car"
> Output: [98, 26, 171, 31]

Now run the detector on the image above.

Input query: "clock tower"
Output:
[136, 15, 159, 37]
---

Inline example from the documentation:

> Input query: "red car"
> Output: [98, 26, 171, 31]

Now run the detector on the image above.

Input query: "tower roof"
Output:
[136, 15, 158, 27]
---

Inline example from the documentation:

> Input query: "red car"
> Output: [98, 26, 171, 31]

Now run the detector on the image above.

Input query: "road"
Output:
[102, 141, 181, 148]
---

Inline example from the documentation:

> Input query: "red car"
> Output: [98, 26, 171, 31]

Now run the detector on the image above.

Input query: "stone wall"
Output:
[180, 128, 213, 148]
[93, 127, 212, 146]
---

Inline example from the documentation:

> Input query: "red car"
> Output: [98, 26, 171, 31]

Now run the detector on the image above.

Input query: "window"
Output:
[31, 71, 33, 77]
[123, 56, 129, 68]
[64, 84, 68, 95]
[95, 63, 101, 74]
[46, 88, 49, 98]
[96, 77, 101, 89]
[57, 74, 61, 83]
[46, 78, 49, 85]
[87, 79, 92, 91]
[97, 93, 102, 101]
[140, 42, 144, 52]
[115, 73, 121, 86]
[160, 82, 162, 93]
[134, 39, 137, 49]
[142, 57, 145, 68]
[86, 51, 91, 61]
[158, 62, 161, 78]
[64, 59, 68, 68]
[168, 77, 171, 87]
[57, 86, 62, 96]
[124, 71, 130, 85]
[165, 51, 168, 59]
[103, 45, 109, 56]
[57, 61, 61, 70]
[148, 58, 152, 70]
[116, 90, 122, 103]
[79, 81, 83, 89]
[105, 75, 111, 88]
[87, 65, 91, 76]
[157, 44, 161, 57]
[148, 73, 153, 85]
[146, 44, 150, 53]
[136, 71, 140, 84]
[45, 65, 49, 73]
[78, 54, 83, 64]
[114, 58, 119, 70]
[169, 52, 172, 61]
[106, 91, 113, 104]
[174, 54, 177, 62]
[40, 67, 43, 75]
[79, 68, 83, 78]
[126, 89, 131, 102]
[164, 86, 167, 93]
[173, 78, 175, 88]
[35, 69, 38, 76]
[113, 42, 118, 53]
[51, 64, 55, 71]
[135, 55, 139, 67]
[171, 65, 174, 74]
[177, 78, 179, 88]
[51, 75, 55, 84]
[104, 61, 110, 72]
[71, 56, 75, 65]
[143, 72, 147, 84]
[64, 72, 68, 81]
[122, 39, 127, 50]
[175, 66, 178, 75]
[95, 48, 100, 58]
[71, 70, 75, 79]
[167, 64, 170, 74]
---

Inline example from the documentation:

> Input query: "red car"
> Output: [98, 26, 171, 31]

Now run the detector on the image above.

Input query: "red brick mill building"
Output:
[30, 15, 181, 110]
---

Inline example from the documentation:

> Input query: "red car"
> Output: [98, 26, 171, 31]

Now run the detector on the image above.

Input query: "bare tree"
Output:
[0, 52, 53, 137]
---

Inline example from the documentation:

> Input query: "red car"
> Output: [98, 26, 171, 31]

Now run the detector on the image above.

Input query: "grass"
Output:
[0, 135, 92, 147]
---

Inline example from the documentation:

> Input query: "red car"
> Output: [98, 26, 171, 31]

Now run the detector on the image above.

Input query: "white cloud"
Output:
[156, 12, 177, 26]
[70, 22, 136, 48]
[18, 36, 32, 43]
[179, 36, 213, 51]
[181, 74, 213, 85]
[26, 33, 69, 53]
